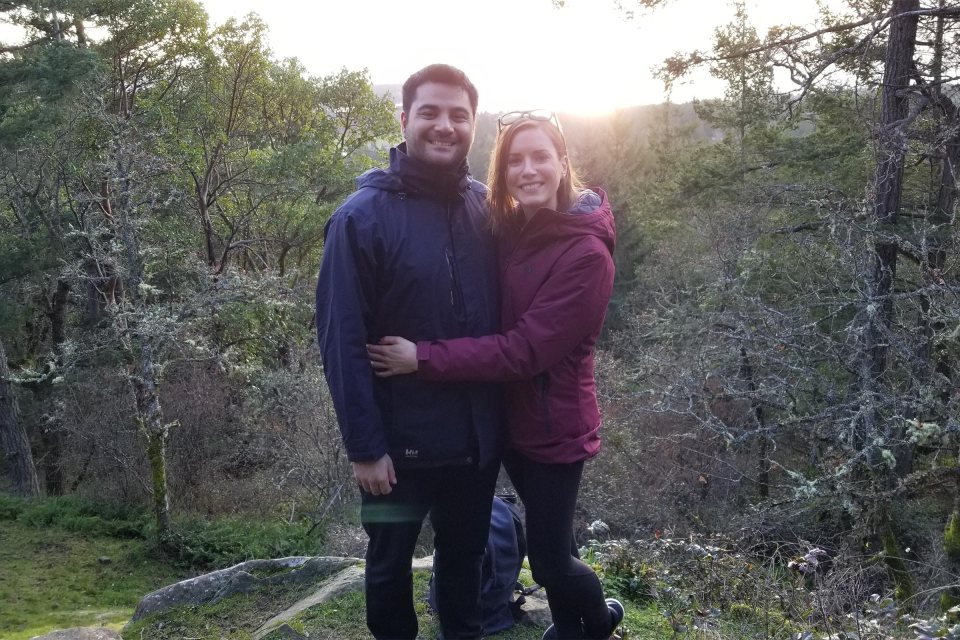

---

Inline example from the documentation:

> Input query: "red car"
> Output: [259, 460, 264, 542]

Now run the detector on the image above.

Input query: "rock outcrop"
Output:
[127, 554, 552, 638]
[253, 564, 366, 639]
[130, 555, 361, 622]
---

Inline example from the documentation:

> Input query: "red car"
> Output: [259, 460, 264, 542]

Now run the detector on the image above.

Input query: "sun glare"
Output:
[197, 0, 684, 115]
[196, 0, 829, 116]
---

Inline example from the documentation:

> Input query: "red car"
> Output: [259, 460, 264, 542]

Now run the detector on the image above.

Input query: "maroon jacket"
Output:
[414, 189, 616, 463]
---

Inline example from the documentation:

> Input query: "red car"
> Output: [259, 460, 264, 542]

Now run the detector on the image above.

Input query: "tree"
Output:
[577, 0, 960, 610]
[0, 0, 397, 540]
[0, 336, 40, 497]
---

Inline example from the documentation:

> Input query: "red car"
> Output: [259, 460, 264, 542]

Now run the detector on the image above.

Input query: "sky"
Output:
[198, 0, 833, 115]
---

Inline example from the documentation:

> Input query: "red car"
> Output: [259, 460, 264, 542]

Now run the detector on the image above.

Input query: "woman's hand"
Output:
[367, 336, 418, 376]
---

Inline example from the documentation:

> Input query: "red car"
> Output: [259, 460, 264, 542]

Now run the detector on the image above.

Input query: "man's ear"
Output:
[400, 111, 408, 136]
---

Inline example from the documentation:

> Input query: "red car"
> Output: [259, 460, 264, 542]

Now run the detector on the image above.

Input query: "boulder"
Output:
[254, 556, 433, 639]
[517, 588, 553, 628]
[128, 552, 555, 638]
[254, 565, 366, 639]
[129, 556, 360, 622]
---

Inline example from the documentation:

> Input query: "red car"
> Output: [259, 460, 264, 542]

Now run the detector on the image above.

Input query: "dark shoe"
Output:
[543, 601, 622, 640]
[605, 598, 624, 637]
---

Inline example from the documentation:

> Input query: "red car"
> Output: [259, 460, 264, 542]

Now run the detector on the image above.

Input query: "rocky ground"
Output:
[31, 555, 554, 640]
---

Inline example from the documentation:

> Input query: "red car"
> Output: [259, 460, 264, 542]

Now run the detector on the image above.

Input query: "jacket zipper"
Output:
[446, 204, 467, 324]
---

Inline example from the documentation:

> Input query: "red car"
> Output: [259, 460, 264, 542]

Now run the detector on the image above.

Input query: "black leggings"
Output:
[503, 450, 614, 639]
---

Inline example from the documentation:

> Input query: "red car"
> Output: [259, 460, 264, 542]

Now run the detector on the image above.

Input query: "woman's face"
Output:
[504, 125, 566, 219]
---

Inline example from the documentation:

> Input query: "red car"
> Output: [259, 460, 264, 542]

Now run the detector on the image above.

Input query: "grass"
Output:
[122, 563, 671, 640]
[0, 517, 186, 640]
[122, 563, 334, 640]
[1, 497, 672, 640]
[0, 493, 321, 640]
[123, 592, 275, 640]
[0, 493, 690, 639]
[282, 571, 671, 640]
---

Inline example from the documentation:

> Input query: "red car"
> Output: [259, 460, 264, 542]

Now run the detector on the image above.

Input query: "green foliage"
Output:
[13, 494, 150, 538]
[0, 42, 101, 144]
[581, 534, 815, 638]
[942, 592, 960, 614]
[206, 289, 315, 369]
[882, 526, 916, 608]
[0, 493, 28, 520]
[1, 0, 398, 552]
[944, 511, 960, 563]
[1, 493, 323, 570]
[582, 538, 658, 603]
[161, 516, 324, 569]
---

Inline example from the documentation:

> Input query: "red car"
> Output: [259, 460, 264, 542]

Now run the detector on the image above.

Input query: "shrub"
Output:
[582, 538, 658, 603]
[0, 493, 27, 520]
[163, 516, 325, 569]
[15, 495, 148, 538]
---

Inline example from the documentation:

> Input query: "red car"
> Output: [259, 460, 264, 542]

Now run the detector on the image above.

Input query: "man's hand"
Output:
[352, 454, 397, 495]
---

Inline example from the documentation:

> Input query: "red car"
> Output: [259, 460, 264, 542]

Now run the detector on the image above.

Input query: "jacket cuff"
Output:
[417, 340, 430, 362]
[347, 448, 387, 463]
[416, 341, 431, 368]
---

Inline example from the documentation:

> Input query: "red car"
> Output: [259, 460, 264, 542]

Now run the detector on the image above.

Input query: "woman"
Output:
[367, 109, 621, 640]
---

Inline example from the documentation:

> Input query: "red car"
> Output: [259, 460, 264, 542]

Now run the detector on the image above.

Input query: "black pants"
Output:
[361, 461, 500, 640]
[504, 450, 613, 639]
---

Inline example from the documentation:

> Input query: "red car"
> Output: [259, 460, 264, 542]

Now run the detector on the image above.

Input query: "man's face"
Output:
[400, 82, 475, 168]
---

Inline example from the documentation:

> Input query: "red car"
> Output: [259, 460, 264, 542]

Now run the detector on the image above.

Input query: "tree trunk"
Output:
[739, 345, 769, 498]
[854, 0, 919, 453]
[927, 28, 959, 399]
[130, 341, 174, 543]
[852, 0, 921, 601]
[931, 4, 960, 609]
[37, 417, 64, 495]
[0, 338, 41, 497]
[33, 279, 71, 495]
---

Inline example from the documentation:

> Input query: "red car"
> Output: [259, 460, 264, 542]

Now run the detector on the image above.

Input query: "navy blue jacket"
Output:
[316, 144, 502, 468]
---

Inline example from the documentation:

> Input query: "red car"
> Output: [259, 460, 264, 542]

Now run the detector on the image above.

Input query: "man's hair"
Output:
[402, 64, 479, 115]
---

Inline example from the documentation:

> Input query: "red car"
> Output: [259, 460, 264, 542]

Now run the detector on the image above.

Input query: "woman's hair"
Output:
[486, 119, 582, 234]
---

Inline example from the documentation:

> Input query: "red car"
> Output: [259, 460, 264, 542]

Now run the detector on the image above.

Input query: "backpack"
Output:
[429, 494, 537, 634]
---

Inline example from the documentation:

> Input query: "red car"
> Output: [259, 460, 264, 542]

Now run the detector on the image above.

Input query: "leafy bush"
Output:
[582, 537, 658, 603]
[163, 516, 325, 569]
[3, 494, 326, 570]
[14, 495, 148, 538]
[0, 493, 27, 520]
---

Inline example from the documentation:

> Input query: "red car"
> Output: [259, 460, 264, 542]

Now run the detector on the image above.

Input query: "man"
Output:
[315, 64, 502, 640]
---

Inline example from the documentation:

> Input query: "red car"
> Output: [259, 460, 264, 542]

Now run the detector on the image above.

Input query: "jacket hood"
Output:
[355, 143, 479, 200]
[513, 188, 615, 255]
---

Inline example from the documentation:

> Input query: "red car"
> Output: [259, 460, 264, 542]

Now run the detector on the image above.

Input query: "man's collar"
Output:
[391, 143, 471, 199]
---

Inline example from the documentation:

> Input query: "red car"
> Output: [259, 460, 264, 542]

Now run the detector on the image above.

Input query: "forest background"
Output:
[1, 0, 959, 638]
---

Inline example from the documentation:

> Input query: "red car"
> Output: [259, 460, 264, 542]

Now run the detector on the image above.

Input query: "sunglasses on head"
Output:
[497, 109, 564, 134]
